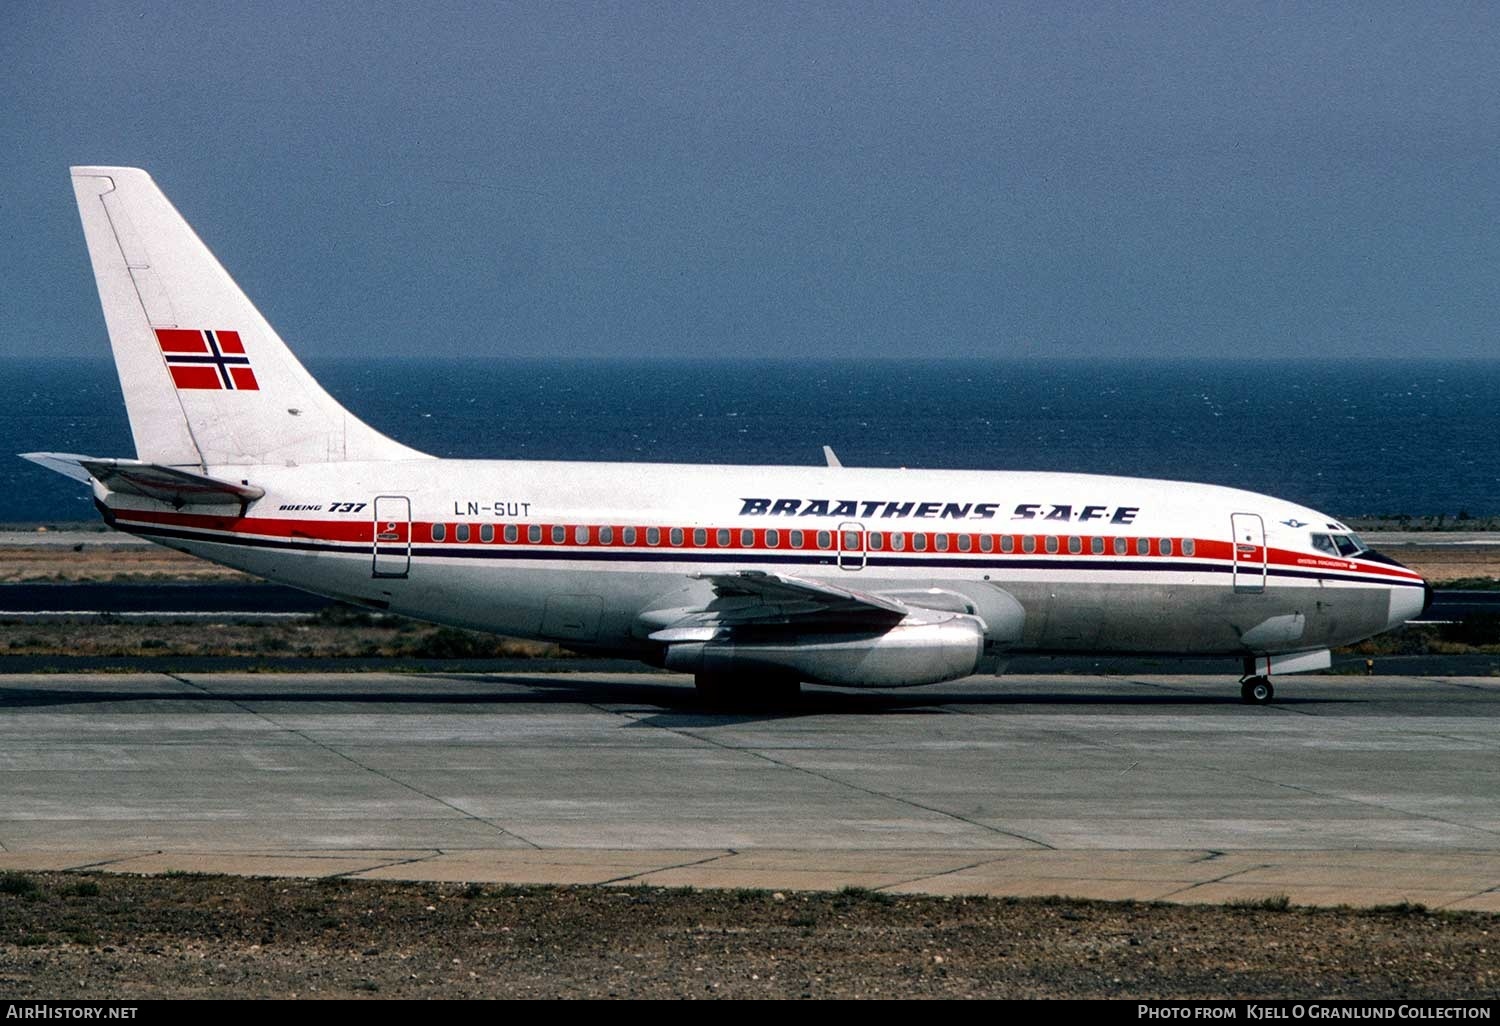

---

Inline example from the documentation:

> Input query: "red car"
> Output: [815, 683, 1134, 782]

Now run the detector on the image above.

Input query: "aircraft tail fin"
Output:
[68, 166, 428, 469]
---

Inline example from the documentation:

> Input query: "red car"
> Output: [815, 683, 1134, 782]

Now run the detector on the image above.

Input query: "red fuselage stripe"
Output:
[108, 508, 1425, 583]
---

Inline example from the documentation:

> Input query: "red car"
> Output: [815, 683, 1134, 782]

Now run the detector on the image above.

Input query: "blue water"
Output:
[2, 358, 1496, 523]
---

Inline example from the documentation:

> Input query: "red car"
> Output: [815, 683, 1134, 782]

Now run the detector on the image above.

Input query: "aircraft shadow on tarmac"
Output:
[0, 674, 1358, 722]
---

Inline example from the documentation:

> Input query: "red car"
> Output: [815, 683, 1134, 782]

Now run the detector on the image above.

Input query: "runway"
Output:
[1, 671, 1497, 910]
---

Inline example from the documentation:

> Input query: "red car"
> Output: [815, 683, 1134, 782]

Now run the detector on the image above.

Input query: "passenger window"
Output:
[1002, 536, 1015, 553]
[1182, 538, 1194, 556]
[1067, 536, 1081, 554]
[790, 530, 804, 548]
[480, 524, 494, 543]
[693, 528, 706, 547]
[914, 534, 928, 552]
[935, 535, 949, 552]
[623, 526, 637, 545]
[843, 531, 860, 549]
[766, 529, 780, 547]
[1160, 538, 1173, 556]
[646, 527, 661, 546]
[528, 524, 542, 544]
[456, 524, 470, 543]
[891, 532, 905, 551]
[600, 526, 614, 544]
[958, 535, 972, 552]
[716, 529, 729, 547]
[671, 528, 685, 546]
[574, 525, 589, 545]
[1113, 537, 1127, 556]
[1045, 536, 1058, 554]
[740, 529, 753, 547]
[431, 523, 446, 542]
[817, 531, 831, 549]
[552, 525, 566, 544]
[1022, 536, 1035, 554]
[1135, 538, 1148, 556]
[1091, 537, 1104, 555]
[504, 524, 518, 543]
[869, 532, 884, 550]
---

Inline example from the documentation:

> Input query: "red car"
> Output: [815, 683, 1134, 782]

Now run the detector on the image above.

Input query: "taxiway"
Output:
[0, 671, 1496, 909]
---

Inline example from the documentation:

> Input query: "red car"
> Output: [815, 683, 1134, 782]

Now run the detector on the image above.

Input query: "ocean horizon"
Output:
[4, 356, 1496, 524]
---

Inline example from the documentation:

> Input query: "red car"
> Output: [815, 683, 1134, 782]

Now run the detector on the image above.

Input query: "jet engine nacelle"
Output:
[662, 613, 986, 688]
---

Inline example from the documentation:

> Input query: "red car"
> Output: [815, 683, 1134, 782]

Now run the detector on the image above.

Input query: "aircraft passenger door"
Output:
[1231, 512, 1266, 594]
[837, 521, 866, 571]
[372, 495, 411, 579]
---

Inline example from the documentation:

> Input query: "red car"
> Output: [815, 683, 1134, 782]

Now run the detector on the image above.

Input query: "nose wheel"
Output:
[1239, 676, 1275, 704]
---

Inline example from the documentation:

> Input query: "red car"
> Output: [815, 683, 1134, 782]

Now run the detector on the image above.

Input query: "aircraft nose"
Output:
[1363, 548, 1429, 630]
[1387, 582, 1428, 630]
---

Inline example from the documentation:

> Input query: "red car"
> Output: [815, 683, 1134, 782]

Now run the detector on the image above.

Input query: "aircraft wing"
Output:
[646, 570, 909, 642]
[20, 452, 264, 510]
[697, 570, 906, 613]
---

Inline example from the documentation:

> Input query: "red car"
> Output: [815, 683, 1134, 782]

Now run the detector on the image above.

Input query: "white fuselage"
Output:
[95, 458, 1428, 675]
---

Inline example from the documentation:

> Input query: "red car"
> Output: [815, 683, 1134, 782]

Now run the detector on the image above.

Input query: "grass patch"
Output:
[1229, 894, 1292, 911]
[835, 885, 896, 907]
[57, 879, 101, 898]
[0, 872, 39, 896]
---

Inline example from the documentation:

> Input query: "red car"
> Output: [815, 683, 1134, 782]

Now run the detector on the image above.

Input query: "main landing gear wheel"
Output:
[1240, 676, 1274, 705]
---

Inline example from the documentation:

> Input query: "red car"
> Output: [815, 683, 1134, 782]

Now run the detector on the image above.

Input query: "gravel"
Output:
[1, 872, 1495, 999]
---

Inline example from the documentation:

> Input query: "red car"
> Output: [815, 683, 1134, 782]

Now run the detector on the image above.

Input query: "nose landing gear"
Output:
[1239, 675, 1274, 704]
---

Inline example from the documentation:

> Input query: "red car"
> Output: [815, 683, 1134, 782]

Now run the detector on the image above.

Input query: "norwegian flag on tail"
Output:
[154, 328, 259, 390]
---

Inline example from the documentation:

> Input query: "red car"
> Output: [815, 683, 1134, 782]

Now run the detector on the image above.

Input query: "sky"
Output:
[2, 1, 1497, 363]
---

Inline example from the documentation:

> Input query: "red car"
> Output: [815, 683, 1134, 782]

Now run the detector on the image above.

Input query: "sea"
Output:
[1, 357, 1496, 524]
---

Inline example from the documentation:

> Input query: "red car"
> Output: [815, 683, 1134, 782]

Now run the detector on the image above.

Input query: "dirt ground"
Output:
[1392, 545, 1500, 586]
[0, 873, 1495, 1000]
[0, 613, 563, 661]
[0, 539, 247, 583]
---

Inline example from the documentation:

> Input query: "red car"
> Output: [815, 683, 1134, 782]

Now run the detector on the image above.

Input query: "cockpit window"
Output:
[1313, 531, 1365, 557]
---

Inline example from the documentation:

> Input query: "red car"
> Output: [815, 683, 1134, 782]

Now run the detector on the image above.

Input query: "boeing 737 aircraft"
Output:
[25, 167, 1430, 703]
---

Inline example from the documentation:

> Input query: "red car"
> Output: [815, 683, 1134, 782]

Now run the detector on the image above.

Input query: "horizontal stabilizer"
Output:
[20, 452, 264, 509]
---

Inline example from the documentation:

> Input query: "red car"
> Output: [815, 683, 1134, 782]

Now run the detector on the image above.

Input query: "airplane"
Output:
[23, 166, 1430, 705]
